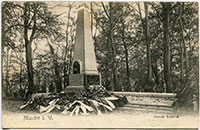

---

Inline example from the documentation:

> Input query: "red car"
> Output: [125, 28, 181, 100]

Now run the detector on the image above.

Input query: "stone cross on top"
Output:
[65, 8, 101, 92]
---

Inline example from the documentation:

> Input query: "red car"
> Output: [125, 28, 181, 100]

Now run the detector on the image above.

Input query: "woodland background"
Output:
[2, 2, 199, 110]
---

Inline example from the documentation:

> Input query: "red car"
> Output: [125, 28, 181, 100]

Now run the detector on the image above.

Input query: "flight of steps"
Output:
[113, 92, 176, 114]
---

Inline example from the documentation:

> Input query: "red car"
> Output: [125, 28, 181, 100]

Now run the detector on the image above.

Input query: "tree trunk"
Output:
[47, 40, 62, 92]
[144, 3, 152, 82]
[178, 3, 184, 82]
[68, 47, 73, 75]
[54, 61, 62, 92]
[180, 3, 189, 72]
[19, 47, 23, 93]
[138, 2, 152, 82]
[2, 4, 6, 96]
[25, 41, 34, 94]
[162, 3, 172, 92]
[5, 48, 10, 96]
[122, 22, 131, 91]
[184, 43, 189, 71]
[90, 2, 94, 36]
[63, 5, 72, 88]
[188, 29, 192, 56]
[109, 2, 118, 91]
[24, 3, 35, 96]
[152, 61, 159, 86]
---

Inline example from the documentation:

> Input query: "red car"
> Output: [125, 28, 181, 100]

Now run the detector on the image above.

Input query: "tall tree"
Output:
[63, 3, 73, 88]
[2, 2, 22, 94]
[161, 3, 172, 92]
[137, 2, 152, 82]
[2, 2, 64, 97]
[121, 21, 131, 91]
[23, 2, 35, 95]
[90, 2, 94, 35]
[178, 3, 185, 83]
[117, 3, 132, 91]
[47, 38, 62, 92]
[172, 2, 199, 111]
[144, 3, 152, 82]
[101, 2, 118, 91]
[4, 48, 11, 96]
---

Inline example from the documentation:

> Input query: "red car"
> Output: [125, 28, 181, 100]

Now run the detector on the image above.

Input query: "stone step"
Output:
[117, 106, 173, 114]
[126, 103, 173, 109]
[113, 92, 176, 98]
[116, 102, 174, 114]
[123, 104, 173, 111]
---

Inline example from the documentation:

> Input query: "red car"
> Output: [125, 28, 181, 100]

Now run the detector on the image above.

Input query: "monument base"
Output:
[69, 74, 101, 86]
[64, 86, 85, 94]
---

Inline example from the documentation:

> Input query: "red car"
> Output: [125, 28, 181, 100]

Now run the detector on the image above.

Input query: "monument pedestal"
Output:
[64, 9, 102, 93]
[64, 74, 101, 93]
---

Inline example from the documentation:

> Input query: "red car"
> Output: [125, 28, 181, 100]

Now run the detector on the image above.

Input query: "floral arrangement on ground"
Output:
[20, 85, 128, 116]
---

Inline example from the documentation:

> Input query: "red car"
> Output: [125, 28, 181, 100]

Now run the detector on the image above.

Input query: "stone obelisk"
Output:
[73, 9, 98, 74]
[65, 8, 101, 92]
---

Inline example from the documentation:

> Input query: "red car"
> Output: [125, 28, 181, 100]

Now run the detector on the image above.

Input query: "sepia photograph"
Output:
[1, 1, 199, 128]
